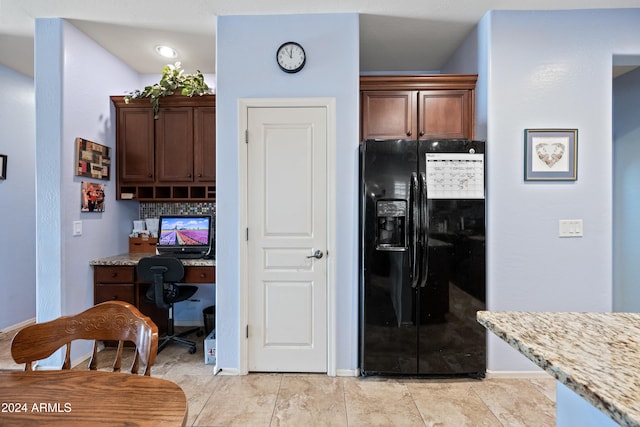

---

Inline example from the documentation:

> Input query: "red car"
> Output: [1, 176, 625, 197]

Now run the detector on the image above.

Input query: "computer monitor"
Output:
[156, 214, 212, 258]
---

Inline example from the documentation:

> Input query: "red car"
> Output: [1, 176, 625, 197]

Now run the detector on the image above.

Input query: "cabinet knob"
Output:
[147, 173, 153, 178]
[419, 131, 425, 137]
[111, 273, 117, 278]
[199, 273, 206, 278]
[188, 173, 192, 178]
[406, 131, 412, 136]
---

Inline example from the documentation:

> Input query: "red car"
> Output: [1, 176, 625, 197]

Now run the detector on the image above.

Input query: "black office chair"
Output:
[137, 256, 200, 354]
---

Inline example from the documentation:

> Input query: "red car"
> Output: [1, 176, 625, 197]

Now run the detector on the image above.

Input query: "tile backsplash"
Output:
[139, 202, 216, 225]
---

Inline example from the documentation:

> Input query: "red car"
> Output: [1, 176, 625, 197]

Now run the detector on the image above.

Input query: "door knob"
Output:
[306, 250, 324, 259]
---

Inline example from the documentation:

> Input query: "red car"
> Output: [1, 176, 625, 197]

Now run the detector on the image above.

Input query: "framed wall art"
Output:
[524, 129, 577, 181]
[75, 137, 110, 180]
[0, 154, 6, 179]
[81, 181, 106, 212]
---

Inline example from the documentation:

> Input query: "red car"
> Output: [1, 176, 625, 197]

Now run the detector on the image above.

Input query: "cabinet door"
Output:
[156, 108, 194, 182]
[194, 107, 216, 182]
[117, 108, 154, 183]
[418, 90, 472, 139]
[361, 91, 417, 140]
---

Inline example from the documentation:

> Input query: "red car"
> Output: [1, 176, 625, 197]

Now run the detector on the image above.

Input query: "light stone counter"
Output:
[477, 311, 640, 427]
[89, 253, 215, 267]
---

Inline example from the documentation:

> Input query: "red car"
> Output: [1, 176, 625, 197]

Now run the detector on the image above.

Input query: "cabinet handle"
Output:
[406, 131, 412, 136]
[419, 131, 425, 137]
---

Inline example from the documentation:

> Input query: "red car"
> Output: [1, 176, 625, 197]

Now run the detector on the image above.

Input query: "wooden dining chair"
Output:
[11, 300, 159, 375]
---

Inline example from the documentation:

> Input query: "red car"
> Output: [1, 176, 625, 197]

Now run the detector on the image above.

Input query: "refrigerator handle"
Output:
[419, 172, 429, 288]
[409, 173, 419, 288]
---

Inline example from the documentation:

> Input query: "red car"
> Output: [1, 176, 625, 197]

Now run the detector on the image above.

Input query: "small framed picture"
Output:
[0, 154, 6, 179]
[524, 129, 577, 181]
[81, 181, 106, 212]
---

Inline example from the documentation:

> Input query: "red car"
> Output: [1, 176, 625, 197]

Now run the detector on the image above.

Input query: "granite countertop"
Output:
[90, 253, 215, 267]
[477, 311, 640, 427]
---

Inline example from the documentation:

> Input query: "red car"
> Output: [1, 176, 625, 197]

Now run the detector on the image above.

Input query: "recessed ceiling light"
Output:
[155, 45, 177, 58]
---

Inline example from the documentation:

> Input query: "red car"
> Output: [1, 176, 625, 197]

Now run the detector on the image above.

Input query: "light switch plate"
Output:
[559, 219, 583, 237]
[73, 220, 82, 236]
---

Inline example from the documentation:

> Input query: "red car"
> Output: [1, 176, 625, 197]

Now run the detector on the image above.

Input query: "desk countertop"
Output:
[90, 253, 215, 267]
[477, 311, 640, 427]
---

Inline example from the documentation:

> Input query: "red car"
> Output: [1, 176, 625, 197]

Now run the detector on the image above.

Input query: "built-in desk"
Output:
[90, 253, 215, 335]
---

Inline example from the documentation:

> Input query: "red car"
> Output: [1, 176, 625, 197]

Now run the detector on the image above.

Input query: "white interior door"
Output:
[246, 106, 328, 372]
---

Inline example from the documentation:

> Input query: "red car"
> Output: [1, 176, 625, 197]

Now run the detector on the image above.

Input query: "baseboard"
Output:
[484, 369, 551, 379]
[1, 317, 35, 334]
[336, 368, 358, 377]
[215, 367, 240, 375]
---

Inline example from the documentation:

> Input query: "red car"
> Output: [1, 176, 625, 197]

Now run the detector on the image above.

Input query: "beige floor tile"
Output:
[271, 374, 347, 426]
[530, 376, 556, 401]
[344, 377, 425, 427]
[471, 378, 555, 427]
[406, 379, 502, 427]
[167, 373, 222, 426]
[194, 373, 282, 427]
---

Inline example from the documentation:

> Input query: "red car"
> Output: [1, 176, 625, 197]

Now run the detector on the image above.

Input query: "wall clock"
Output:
[276, 41, 306, 73]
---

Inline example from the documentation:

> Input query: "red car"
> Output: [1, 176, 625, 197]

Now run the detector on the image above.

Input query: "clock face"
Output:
[276, 42, 306, 73]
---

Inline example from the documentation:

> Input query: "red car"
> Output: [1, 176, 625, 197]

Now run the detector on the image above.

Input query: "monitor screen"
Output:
[157, 215, 212, 256]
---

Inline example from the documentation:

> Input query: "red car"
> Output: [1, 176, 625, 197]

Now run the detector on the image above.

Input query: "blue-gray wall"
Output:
[446, 9, 640, 372]
[215, 13, 360, 373]
[0, 66, 36, 330]
[613, 66, 640, 311]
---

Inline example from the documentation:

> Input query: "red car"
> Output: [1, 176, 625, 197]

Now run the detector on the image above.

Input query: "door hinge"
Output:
[245, 228, 249, 241]
[246, 325, 249, 338]
[245, 129, 249, 144]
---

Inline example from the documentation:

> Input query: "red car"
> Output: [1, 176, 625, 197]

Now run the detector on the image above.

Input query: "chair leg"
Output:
[157, 304, 198, 354]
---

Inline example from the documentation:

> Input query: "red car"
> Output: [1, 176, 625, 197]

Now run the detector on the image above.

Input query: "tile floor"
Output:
[0, 324, 556, 426]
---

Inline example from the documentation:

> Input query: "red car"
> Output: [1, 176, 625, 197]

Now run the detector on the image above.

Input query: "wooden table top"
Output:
[0, 370, 187, 426]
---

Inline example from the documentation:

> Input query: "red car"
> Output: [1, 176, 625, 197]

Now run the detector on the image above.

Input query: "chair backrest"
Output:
[11, 300, 158, 375]
[137, 256, 185, 309]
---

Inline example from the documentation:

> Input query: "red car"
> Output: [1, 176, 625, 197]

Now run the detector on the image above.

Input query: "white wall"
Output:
[613, 66, 640, 311]
[215, 13, 360, 372]
[446, 9, 640, 372]
[35, 19, 140, 366]
[0, 66, 36, 330]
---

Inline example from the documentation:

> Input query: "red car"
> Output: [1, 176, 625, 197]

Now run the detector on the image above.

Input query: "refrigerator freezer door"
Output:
[360, 139, 418, 374]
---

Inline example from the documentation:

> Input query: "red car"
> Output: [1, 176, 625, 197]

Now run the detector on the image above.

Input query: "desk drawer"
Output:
[95, 283, 135, 304]
[183, 266, 216, 283]
[94, 266, 135, 283]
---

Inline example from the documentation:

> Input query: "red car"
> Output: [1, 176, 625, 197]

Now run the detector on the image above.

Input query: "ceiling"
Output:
[1, 0, 639, 78]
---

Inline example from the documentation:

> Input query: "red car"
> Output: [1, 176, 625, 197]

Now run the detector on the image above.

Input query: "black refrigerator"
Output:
[359, 138, 486, 377]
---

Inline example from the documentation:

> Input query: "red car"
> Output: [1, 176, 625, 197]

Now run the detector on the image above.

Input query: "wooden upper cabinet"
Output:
[194, 107, 216, 183]
[361, 91, 417, 140]
[111, 94, 216, 201]
[117, 107, 155, 183]
[155, 107, 194, 182]
[360, 75, 476, 142]
[418, 89, 471, 139]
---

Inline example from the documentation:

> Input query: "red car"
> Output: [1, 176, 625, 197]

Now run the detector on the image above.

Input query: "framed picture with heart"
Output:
[524, 128, 577, 181]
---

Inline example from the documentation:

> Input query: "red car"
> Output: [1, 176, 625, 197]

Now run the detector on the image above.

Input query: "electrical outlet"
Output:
[559, 219, 583, 237]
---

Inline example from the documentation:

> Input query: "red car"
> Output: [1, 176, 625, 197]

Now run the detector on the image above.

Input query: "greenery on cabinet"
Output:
[124, 62, 212, 118]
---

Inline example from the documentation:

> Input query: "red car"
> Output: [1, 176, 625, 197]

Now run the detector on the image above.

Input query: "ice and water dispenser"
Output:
[376, 200, 407, 250]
